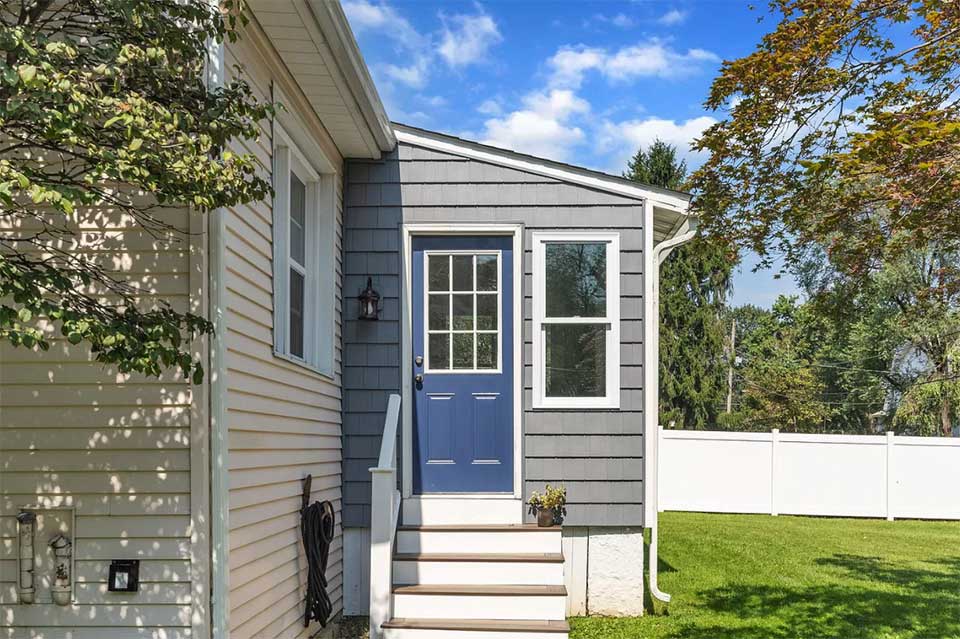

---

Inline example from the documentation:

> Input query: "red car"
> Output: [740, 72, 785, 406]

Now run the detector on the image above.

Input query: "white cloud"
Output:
[523, 89, 590, 121]
[477, 99, 503, 115]
[657, 9, 689, 26]
[597, 115, 717, 171]
[345, 0, 433, 89]
[548, 41, 719, 88]
[384, 60, 429, 89]
[346, 1, 503, 89]
[548, 47, 607, 89]
[479, 89, 590, 161]
[587, 13, 636, 29]
[420, 95, 448, 107]
[438, 12, 502, 67]
[344, 0, 424, 47]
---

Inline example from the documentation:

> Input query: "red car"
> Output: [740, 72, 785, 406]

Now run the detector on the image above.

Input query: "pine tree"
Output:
[625, 140, 734, 429]
[623, 139, 688, 189]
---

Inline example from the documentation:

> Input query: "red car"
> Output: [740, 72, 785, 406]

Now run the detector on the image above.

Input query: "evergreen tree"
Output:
[624, 139, 688, 190]
[625, 140, 734, 429]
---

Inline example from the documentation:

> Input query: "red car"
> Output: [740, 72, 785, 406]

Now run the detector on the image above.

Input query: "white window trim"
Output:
[272, 122, 336, 378]
[423, 249, 503, 374]
[532, 231, 621, 409]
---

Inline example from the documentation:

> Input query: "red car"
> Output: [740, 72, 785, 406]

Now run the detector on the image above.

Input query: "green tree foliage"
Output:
[692, 0, 960, 277]
[625, 139, 734, 428]
[0, 0, 273, 381]
[868, 249, 960, 434]
[692, 0, 960, 435]
[624, 139, 687, 191]
[728, 298, 833, 432]
[727, 247, 960, 435]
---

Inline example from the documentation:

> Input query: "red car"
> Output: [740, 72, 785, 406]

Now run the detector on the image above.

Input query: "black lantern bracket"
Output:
[358, 277, 381, 321]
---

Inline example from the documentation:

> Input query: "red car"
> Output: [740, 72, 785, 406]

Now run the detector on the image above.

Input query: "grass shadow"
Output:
[666, 554, 960, 639]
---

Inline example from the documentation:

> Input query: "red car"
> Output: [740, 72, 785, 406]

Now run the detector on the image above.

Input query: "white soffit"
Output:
[248, 0, 394, 159]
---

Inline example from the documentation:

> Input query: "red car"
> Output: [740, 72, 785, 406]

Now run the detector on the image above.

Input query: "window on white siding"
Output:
[532, 232, 620, 409]
[273, 126, 336, 377]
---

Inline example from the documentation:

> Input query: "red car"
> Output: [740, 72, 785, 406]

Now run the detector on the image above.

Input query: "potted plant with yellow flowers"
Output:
[528, 484, 566, 527]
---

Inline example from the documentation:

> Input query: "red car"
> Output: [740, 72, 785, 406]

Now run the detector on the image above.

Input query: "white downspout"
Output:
[644, 199, 698, 604]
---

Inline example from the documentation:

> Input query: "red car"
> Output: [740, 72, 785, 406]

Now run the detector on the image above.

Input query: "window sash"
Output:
[272, 123, 336, 377]
[532, 233, 620, 409]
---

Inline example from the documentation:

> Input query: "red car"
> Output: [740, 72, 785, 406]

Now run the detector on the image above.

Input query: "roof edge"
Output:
[393, 123, 692, 212]
[310, 0, 395, 154]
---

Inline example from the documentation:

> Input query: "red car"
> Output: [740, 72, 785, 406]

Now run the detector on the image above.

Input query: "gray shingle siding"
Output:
[341, 142, 647, 528]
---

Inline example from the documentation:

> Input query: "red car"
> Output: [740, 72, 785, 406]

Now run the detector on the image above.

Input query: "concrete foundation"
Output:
[585, 527, 645, 616]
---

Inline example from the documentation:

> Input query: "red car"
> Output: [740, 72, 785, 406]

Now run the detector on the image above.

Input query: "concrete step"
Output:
[392, 584, 567, 620]
[392, 553, 565, 586]
[396, 524, 562, 554]
[382, 618, 569, 639]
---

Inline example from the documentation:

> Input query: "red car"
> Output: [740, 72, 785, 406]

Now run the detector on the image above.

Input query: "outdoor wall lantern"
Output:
[358, 277, 381, 320]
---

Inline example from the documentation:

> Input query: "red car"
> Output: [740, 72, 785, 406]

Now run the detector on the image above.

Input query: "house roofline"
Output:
[310, 0, 395, 154]
[393, 122, 692, 214]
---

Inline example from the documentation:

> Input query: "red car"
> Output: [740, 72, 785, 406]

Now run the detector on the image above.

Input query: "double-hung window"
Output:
[272, 125, 335, 377]
[532, 232, 620, 408]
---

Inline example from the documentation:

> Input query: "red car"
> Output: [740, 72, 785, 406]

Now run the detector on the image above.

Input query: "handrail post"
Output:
[368, 394, 402, 639]
[369, 468, 395, 639]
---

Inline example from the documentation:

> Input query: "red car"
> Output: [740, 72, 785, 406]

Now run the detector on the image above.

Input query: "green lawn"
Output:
[571, 511, 960, 639]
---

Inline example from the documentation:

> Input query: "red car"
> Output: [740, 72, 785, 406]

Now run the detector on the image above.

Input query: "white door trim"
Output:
[400, 223, 524, 500]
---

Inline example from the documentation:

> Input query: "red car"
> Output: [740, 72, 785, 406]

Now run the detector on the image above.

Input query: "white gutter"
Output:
[643, 199, 698, 604]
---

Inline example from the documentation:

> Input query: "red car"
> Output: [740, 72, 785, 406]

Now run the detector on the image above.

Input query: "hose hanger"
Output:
[301, 474, 336, 633]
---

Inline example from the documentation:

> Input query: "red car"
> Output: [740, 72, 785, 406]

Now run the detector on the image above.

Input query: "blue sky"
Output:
[343, 0, 801, 307]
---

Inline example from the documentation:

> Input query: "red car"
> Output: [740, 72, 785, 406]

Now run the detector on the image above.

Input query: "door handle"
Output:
[414, 374, 423, 384]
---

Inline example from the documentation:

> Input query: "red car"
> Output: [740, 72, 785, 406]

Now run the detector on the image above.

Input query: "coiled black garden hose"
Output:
[301, 475, 335, 632]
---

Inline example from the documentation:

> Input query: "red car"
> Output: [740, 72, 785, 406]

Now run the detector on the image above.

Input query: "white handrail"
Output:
[368, 393, 402, 639]
[376, 394, 402, 470]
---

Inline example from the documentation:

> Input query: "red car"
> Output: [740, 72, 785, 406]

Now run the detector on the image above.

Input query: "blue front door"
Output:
[412, 236, 514, 493]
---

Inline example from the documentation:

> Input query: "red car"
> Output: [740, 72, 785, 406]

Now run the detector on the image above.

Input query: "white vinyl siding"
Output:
[532, 232, 621, 409]
[223, 31, 344, 639]
[0, 204, 198, 638]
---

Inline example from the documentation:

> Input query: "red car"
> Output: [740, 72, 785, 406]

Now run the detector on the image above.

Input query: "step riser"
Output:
[384, 630, 566, 639]
[403, 498, 524, 525]
[393, 561, 564, 585]
[393, 594, 566, 621]
[396, 531, 561, 554]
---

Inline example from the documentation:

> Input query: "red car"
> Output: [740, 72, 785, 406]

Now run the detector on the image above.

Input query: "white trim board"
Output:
[205, 22, 228, 639]
[394, 125, 692, 214]
[188, 208, 211, 639]
[401, 224, 524, 504]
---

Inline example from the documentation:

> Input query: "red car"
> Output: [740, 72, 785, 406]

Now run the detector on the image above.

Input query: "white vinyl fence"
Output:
[659, 427, 960, 520]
